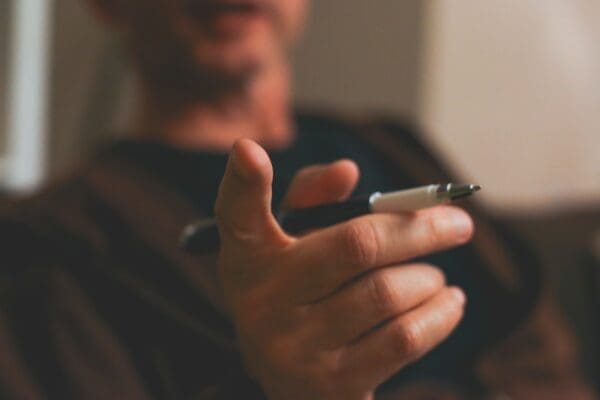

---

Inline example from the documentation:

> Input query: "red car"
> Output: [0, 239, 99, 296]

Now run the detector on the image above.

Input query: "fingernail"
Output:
[452, 212, 472, 240]
[449, 286, 466, 305]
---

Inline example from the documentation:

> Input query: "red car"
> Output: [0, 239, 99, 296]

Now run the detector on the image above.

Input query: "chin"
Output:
[192, 25, 279, 78]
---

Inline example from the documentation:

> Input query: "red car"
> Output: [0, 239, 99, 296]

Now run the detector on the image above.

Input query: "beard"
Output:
[128, 3, 287, 107]
[130, 39, 260, 106]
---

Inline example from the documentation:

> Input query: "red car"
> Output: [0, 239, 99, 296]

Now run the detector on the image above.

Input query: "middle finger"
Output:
[308, 263, 446, 347]
[286, 206, 472, 302]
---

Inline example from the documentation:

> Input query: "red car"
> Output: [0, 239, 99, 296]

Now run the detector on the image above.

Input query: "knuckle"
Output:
[424, 213, 445, 248]
[390, 318, 423, 359]
[368, 273, 396, 315]
[338, 220, 380, 269]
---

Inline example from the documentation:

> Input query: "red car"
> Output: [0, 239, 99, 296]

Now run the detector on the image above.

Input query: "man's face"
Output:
[93, 0, 308, 97]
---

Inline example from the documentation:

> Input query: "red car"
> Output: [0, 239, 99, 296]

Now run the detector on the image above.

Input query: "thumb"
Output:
[215, 139, 288, 251]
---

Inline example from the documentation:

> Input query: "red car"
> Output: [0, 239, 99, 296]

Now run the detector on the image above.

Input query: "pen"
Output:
[180, 183, 481, 255]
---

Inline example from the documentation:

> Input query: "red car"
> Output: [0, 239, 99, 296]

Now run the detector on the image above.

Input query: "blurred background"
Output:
[0, 0, 598, 383]
[1, 1, 599, 212]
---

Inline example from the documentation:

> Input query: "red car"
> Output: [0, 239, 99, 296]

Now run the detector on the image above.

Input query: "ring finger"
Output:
[308, 263, 446, 347]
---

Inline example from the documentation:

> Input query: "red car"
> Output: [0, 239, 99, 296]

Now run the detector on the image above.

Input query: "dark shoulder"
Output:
[0, 169, 108, 278]
[294, 108, 460, 182]
[0, 174, 94, 366]
[295, 108, 421, 142]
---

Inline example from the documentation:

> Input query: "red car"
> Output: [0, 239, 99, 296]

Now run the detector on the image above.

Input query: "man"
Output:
[0, 0, 594, 398]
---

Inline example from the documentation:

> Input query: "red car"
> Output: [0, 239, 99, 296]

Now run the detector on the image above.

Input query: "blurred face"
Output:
[94, 0, 308, 99]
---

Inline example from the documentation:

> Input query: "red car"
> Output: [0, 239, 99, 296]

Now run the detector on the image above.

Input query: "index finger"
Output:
[286, 206, 473, 302]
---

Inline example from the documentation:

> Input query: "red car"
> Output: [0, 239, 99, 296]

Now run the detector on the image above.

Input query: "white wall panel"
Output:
[421, 0, 600, 212]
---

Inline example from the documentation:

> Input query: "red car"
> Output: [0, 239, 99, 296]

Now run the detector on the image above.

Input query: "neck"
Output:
[135, 57, 294, 152]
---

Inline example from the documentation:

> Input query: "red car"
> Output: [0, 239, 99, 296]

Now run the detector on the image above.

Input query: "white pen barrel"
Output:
[370, 185, 440, 213]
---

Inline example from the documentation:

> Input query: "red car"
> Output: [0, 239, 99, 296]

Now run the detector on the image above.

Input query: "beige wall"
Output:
[421, 1, 600, 212]
[294, 1, 423, 117]
[49, 0, 111, 172]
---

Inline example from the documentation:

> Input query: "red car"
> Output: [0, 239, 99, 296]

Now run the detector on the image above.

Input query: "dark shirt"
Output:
[1, 113, 582, 399]
[108, 114, 495, 389]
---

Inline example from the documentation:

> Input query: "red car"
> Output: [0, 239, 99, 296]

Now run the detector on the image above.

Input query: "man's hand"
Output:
[215, 139, 472, 400]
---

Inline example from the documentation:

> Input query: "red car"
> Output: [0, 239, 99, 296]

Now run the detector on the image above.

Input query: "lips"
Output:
[188, 0, 269, 19]
[186, 0, 273, 37]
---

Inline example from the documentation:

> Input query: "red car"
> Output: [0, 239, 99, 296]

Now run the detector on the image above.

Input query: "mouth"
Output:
[187, 0, 273, 35]
[209, 0, 268, 13]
